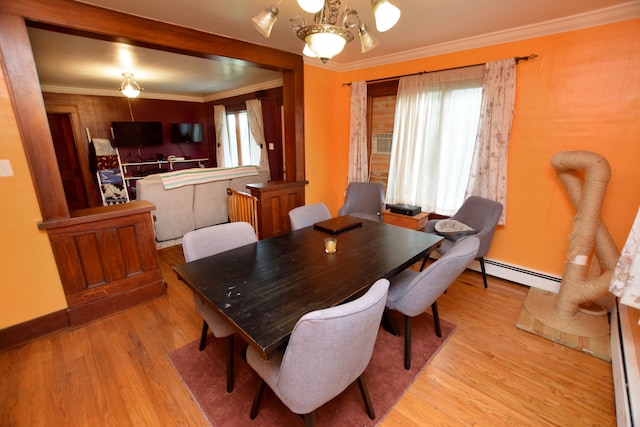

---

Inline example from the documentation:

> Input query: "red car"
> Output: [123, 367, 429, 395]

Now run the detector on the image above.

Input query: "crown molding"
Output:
[41, 78, 284, 103]
[41, 85, 209, 102]
[203, 79, 283, 102]
[308, 1, 640, 72]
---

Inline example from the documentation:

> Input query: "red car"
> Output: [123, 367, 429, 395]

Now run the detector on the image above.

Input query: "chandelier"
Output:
[252, 0, 401, 63]
[119, 72, 142, 98]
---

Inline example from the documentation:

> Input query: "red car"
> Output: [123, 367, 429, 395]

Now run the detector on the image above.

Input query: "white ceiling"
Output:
[29, 0, 640, 101]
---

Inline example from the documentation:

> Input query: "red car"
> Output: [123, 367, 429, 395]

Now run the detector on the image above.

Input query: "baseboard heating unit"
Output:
[470, 258, 561, 292]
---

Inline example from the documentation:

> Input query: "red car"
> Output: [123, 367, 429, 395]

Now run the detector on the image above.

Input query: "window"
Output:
[378, 66, 485, 215]
[372, 133, 393, 154]
[368, 81, 399, 190]
[226, 111, 258, 166]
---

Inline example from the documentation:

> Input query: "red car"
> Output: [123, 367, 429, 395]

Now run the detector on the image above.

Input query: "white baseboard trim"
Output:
[472, 258, 561, 293]
[429, 252, 562, 292]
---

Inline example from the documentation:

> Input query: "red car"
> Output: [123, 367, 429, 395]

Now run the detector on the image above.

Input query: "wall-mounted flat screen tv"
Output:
[111, 121, 163, 147]
[170, 123, 203, 143]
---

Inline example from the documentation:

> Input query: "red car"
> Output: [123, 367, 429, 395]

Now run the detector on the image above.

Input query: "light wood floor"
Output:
[0, 246, 616, 426]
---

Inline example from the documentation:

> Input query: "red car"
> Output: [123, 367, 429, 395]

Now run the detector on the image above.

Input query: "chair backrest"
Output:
[274, 279, 390, 415]
[182, 222, 257, 262]
[288, 203, 331, 230]
[451, 196, 503, 257]
[337, 182, 385, 222]
[227, 188, 259, 238]
[387, 237, 479, 317]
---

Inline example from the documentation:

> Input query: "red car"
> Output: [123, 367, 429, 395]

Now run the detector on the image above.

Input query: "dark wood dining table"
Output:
[173, 217, 443, 360]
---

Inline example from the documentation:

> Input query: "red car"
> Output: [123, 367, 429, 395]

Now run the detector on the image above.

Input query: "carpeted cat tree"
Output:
[517, 150, 619, 360]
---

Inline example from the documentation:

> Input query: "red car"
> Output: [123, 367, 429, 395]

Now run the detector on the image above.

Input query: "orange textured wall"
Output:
[304, 18, 640, 276]
[303, 65, 351, 214]
[0, 71, 68, 328]
[1, 19, 638, 330]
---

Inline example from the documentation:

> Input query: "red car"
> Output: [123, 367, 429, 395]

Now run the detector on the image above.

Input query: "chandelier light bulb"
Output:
[297, 0, 324, 14]
[372, 0, 401, 32]
[119, 73, 141, 98]
[252, 0, 399, 63]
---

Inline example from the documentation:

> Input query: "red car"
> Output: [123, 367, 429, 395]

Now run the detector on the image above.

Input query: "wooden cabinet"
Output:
[38, 201, 166, 326]
[382, 209, 429, 231]
[247, 180, 307, 239]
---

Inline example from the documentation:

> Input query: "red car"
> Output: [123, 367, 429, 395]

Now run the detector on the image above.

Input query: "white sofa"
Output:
[136, 168, 270, 246]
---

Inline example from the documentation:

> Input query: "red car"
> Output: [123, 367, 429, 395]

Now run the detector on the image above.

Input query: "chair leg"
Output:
[419, 250, 435, 272]
[419, 256, 428, 272]
[198, 321, 208, 351]
[303, 411, 316, 427]
[479, 257, 488, 288]
[249, 379, 265, 419]
[357, 375, 376, 420]
[226, 335, 234, 393]
[432, 302, 442, 338]
[404, 315, 412, 370]
[382, 308, 400, 336]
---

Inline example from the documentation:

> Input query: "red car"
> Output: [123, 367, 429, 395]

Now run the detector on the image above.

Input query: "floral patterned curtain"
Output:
[213, 104, 232, 167]
[246, 99, 270, 172]
[610, 206, 640, 312]
[347, 81, 368, 183]
[465, 58, 516, 225]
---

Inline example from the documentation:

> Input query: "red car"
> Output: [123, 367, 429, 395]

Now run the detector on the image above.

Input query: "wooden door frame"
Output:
[0, 0, 305, 222]
[46, 105, 100, 207]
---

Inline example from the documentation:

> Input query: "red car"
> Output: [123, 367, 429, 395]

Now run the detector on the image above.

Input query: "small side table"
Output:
[382, 209, 429, 231]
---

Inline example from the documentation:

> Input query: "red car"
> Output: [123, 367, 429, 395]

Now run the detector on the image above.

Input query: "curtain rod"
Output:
[341, 53, 538, 86]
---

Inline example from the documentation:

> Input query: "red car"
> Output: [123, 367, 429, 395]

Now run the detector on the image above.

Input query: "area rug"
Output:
[168, 311, 455, 426]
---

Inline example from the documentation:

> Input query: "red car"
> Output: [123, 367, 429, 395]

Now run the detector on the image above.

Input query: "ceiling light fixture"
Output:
[119, 72, 142, 98]
[252, 0, 400, 64]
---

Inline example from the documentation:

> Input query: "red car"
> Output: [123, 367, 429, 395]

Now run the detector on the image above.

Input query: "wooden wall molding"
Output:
[0, 310, 70, 352]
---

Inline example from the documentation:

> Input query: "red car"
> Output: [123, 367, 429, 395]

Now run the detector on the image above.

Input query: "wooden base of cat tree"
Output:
[516, 287, 611, 361]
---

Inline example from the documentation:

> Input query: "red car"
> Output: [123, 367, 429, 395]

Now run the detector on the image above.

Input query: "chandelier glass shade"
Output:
[119, 73, 141, 98]
[371, 0, 401, 32]
[298, 24, 352, 61]
[252, 0, 399, 63]
[251, 5, 280, 38]
[296, 0, 324, 13]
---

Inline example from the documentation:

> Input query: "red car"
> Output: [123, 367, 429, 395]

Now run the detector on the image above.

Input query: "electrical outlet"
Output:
[0, 159, 14, 177]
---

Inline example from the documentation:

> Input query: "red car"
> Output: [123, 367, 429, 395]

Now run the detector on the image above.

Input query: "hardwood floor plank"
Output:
[0, 246, 615, 426]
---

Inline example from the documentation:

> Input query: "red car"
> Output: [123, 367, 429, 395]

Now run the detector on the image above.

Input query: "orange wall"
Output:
[0, 71, 67, 328]
[303, 65, 352, 212]
[0, 19, 638, 330]
[304, 18, 640, 276]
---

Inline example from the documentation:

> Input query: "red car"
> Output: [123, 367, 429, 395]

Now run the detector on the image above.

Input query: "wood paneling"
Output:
[0, 310, 69, 352]
[39, 201, 166, 326]
[0, 13, 68, 220]
[247, 180, 307, 239]
[43, 93, 212, 168]
[0, 0, 304, 333]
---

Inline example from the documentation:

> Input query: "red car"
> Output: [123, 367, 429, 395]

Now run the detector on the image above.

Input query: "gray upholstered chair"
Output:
[182, 221, 258, 392]
[338, 182, 385, 222]
[247, 279, 390, 427]
[424, 196, 503, 288]
[386, 237, 479, 370]
[288, 203, 331, 231]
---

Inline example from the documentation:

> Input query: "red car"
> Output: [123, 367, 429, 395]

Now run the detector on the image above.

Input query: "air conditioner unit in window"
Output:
[372, 133, 393, 154]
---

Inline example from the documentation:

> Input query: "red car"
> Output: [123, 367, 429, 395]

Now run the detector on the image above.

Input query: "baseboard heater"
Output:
[471, 258, 561, 292]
